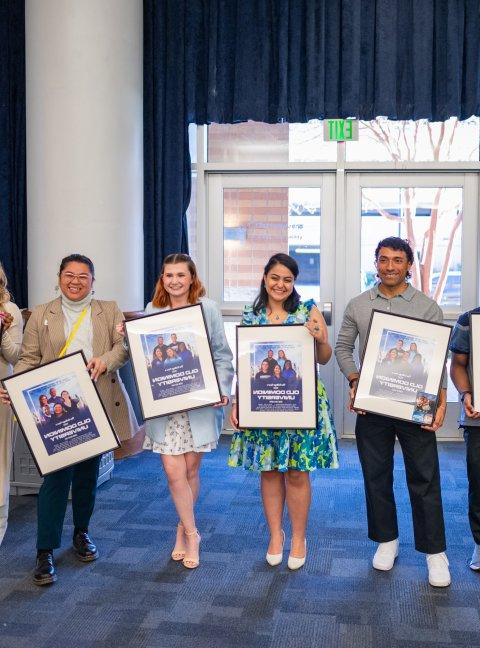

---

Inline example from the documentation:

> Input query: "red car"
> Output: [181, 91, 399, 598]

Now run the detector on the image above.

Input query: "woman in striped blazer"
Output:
[8, 253, 138, 586]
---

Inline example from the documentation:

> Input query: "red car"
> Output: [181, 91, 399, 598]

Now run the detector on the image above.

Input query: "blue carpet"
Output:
[0, 438, 479, 647]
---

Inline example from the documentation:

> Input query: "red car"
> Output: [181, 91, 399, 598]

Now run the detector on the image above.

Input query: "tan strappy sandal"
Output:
[182, 529, 201, 569]
[171, 523, 186, 561]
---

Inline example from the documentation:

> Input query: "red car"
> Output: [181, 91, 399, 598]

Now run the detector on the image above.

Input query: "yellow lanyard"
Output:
[58, 307, 89, 358]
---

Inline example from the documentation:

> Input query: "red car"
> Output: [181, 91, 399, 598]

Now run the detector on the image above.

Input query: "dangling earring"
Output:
[54, 285, 59, 292]
[91, 289, 95, 295]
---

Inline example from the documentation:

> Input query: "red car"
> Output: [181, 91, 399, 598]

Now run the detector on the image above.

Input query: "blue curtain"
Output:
[0, 0, 26, 307]
[144, 0, 191, 304]
[144, 0, 480, 300]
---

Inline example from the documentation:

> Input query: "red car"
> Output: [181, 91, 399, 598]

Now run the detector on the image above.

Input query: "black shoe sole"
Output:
[73, 550, 99, 562]
[33, 573, 57, 586]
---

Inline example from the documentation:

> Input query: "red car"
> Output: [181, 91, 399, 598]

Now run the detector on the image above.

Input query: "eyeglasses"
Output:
[61, 272, 92, 283]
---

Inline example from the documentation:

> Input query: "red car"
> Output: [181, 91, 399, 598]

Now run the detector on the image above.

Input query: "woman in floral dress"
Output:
[228, 253, 338, 570]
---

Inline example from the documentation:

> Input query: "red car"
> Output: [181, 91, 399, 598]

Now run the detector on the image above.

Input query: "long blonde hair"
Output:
[0, 263, 10, 309]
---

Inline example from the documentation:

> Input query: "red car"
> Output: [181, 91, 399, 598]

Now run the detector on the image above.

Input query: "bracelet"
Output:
[461, 390, 472, 402]
[348, 377, 359, 389]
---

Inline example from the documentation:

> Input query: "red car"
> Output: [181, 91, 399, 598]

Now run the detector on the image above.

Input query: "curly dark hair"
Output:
[374, 237, 414, 280]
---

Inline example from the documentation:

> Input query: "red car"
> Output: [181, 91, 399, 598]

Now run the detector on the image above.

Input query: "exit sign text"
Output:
[323, 119, 359, 141]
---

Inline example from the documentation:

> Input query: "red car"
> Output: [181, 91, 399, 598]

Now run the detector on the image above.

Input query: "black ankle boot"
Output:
[33, 550, 57, 586]
[73, 530, 99, 562]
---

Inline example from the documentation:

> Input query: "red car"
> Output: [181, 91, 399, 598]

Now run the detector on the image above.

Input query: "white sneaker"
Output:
[469, 544, 480, 571]
[426, 552, 451, 587]
[372, 539, 399, 571]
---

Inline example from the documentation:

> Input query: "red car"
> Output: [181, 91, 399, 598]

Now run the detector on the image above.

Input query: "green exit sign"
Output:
[323, 119, 359, 141]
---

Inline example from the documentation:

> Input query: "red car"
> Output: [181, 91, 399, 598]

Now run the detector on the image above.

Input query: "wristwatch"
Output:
[348, 377, 359, 389]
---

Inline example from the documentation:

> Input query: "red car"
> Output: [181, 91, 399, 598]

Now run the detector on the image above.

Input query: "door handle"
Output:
[322, 302, 332, 326]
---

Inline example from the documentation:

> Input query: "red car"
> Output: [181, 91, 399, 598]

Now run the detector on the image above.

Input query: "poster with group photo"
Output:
[368, 329, 435, 404]
[353, 311, 452, 424]
[2, 351, 119, 476]
[125, 304, 221, 420]
[143, 329, 205, 400]
[250, 342, 303, 413]
[23, 373, 100, 456]
[237, 324, 317, 429]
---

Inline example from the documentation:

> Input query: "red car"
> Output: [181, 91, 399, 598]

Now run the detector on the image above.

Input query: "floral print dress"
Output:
[227, 300, 339, 472]
[143, 413, 217, 455]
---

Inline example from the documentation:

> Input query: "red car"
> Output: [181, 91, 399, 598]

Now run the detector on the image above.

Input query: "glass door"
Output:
[206, 173, 337, 428]
[341, 173, 479, 439]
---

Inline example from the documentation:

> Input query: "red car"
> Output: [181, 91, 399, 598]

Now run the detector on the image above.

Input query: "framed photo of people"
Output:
[236, 324, 317, 429]
[125, 303, 221, 420]
[470, 312, 480, 410]
[353, 310, 451, 424]
[2, 351, 120, 476]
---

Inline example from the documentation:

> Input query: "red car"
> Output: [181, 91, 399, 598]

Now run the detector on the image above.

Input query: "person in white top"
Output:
[0, 263, 23, 545]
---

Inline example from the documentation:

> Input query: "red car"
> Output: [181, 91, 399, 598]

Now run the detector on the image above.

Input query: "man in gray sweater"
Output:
[335, 237, 450, 587]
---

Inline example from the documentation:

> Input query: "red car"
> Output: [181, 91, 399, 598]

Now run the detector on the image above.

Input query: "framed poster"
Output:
[353, 310, 451, 424]
[125, 303, 221, 420]
[236, 324, 317, 429]
[470, 313, 480, 410]
[2, 351, 119, 476]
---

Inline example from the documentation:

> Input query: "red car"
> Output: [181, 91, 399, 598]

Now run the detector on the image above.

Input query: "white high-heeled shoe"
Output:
[266, 530, 285, 566]
[288, 539, 306, 570]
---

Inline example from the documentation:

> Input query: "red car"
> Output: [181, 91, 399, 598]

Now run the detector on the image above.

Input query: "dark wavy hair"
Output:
[59, 254, 95, 278]
[253, 253, 301, 314]
[374, 237, 414, 280]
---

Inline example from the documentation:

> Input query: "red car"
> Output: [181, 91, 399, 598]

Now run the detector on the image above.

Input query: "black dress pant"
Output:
[463, 426, 480, 545]
[37, 455, 101, 550]
[355, 413, 446, 554]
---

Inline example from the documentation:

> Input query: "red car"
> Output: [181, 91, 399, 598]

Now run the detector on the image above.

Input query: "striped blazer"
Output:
[15, 297, 138, 441]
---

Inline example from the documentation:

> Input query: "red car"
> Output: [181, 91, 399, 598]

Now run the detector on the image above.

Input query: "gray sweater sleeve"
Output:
[334, 300, 360, 379]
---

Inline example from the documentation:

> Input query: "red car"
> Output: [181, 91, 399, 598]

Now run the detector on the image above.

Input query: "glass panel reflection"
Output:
[347, 117, 479, 162]
[208, 120, 336, 163]
[223, 187, 321, 302]
[361, 187, 463, 309]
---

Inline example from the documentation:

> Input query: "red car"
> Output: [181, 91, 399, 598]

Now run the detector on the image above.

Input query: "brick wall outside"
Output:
[223, 187, 289, 301]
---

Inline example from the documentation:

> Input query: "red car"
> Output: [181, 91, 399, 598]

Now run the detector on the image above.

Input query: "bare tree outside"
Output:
[205, 118, 478, 306]
[357, 118, 472, 304]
